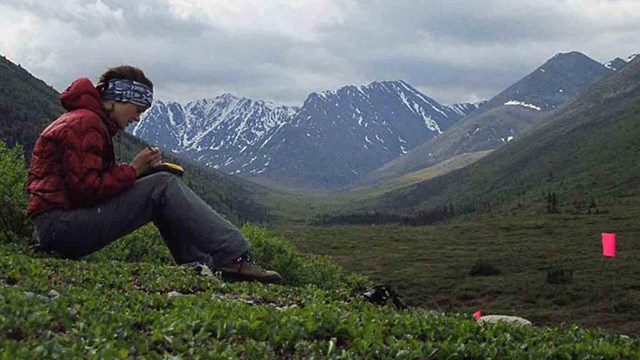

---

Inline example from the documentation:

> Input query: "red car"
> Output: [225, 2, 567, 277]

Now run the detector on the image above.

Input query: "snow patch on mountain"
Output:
[448, 101, 486, 117]
[504, 100, 541, 111]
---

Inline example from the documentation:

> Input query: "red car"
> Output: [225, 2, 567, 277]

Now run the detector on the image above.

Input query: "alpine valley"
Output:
[131, 52, 633, 191]
[5, 47, 640, 341]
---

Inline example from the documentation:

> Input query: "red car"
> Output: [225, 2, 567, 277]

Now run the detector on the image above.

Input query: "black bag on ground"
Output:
[352, 285, 408, 310]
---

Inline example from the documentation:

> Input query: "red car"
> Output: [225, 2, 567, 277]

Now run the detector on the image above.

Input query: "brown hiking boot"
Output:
[216, 252, 283, 284]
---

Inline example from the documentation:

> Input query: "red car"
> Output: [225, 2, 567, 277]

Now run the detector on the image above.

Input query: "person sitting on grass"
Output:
[26, 65, 282, 284]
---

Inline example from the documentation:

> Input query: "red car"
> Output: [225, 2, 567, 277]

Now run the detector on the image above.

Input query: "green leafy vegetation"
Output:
[4, 235, 640, 358]
[84, 223, 368, 290]
[0, 141, 31, 241]
[546, 268, 574, 285]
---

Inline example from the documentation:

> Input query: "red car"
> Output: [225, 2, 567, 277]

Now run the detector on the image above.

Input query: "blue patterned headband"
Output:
[99, 79, 153, 109]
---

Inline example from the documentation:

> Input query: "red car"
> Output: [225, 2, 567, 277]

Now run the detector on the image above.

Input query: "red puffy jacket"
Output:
[26, 78, 137, 217]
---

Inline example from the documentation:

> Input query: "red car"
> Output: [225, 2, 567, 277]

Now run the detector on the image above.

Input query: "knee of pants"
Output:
[145, 171, 178, 184]
[140, 172, 180, 192]
[144, 172, 183, 208]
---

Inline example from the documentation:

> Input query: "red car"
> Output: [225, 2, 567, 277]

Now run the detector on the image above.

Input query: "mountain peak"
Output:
[496, 51, 611, 109]
[309, 80, 416, 102]
[308, 90, 336, 102]
[605, 57, 629, 71]
[550, 51, 590, 61]
[544, 51, 603, 68]
[217, 93, 240, 101]
[365, 80, 411, 92]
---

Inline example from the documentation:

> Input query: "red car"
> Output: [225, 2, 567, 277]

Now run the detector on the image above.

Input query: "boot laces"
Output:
[234, 252, 267, 271]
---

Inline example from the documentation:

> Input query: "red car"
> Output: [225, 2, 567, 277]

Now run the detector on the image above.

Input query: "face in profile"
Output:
[109, 101, 148, 129]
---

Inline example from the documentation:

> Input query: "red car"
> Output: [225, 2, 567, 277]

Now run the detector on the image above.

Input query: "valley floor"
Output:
[276, 201, 640, 335]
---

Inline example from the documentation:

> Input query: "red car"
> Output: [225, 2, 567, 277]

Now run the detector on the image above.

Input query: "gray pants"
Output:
[34, 172, 250, 267]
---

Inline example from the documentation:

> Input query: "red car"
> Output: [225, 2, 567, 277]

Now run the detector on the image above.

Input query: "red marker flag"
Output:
[473, 311, 482, 320]
[601, 233, 616, 257]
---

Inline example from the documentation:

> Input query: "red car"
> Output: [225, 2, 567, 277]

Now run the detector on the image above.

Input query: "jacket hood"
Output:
[60, 77, 120, 136]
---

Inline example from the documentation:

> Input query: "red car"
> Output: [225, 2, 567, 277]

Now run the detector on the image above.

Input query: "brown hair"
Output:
[97, 65, 153, 91]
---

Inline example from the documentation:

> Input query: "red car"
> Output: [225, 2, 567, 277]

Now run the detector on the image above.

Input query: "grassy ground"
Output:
[3, 226, 640, 358]
[276, 199, 640, 336]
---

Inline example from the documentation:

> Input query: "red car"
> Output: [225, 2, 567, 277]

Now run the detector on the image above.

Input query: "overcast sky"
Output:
[1, 0, 638, 106]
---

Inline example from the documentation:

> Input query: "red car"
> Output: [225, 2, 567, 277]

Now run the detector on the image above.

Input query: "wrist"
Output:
[131, 163, 142, 176]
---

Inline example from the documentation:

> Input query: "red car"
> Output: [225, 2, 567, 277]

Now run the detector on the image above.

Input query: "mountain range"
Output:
[363, 52, 618, 186]
[130, 94, 298, 175]
[368, 54, 640, 215]
[132, 81, 481, 189]
[133, 51, 629, 191]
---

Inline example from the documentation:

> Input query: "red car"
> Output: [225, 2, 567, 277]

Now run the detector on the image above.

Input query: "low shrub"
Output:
[242, 224, 369, 289]
[0, 140, 31, 242]
[546, 268, 574, 285]
[85, 224, 173, 264]
[469, 259, 502, 277]
[85, 223, 368, 290]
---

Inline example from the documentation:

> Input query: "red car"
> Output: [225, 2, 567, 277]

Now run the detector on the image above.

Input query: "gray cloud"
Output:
[0, 0, 638, 106]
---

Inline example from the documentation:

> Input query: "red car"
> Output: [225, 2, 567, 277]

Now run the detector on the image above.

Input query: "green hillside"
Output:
[386, 151, 492, 189]
[0, 55, 63, 153]
[364, 106, 542, 187]
[372, 56, 640, 216]
[5, 56, 640, 358]
[0, 55, 271, 223]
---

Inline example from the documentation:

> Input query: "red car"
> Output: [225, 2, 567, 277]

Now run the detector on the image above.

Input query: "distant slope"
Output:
[0, 55, 270, 223]
[352, 150, 492, 195]
[387, 150, 492, 190]
[0, 55, 63, 153]
[372, 55, 640, 214]
[364, 52, 614, 187]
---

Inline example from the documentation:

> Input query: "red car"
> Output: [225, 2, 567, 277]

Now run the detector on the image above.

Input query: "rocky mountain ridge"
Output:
[133, 80, 480, 189]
